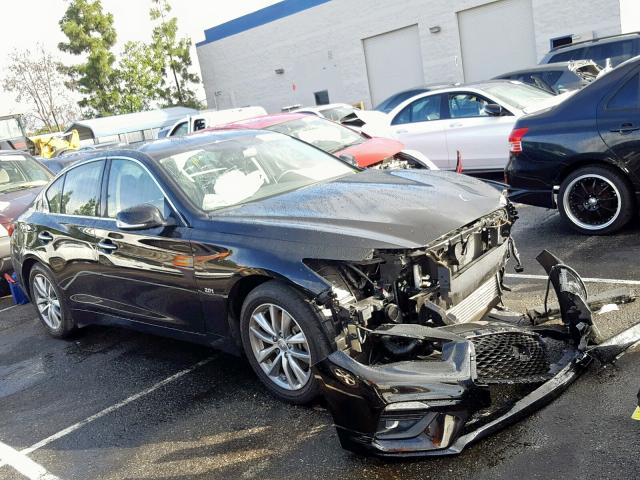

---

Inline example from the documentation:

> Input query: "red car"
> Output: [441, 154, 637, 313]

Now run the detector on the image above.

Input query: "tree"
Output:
[2, 44, 79, 133]
[58, 0, 119, 117]
[150, 0, 204, 109]
[115, 41, 164, 113]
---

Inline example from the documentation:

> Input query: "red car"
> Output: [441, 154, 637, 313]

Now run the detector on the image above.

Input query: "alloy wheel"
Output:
[563, 174, 621, 231]
[248, 303, 312, 391]
[32, 274, 62, 330]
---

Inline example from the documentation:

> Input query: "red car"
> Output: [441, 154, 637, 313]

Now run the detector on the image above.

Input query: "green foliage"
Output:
[58, 0, 119, 117]
[150, 0, 204, 109]
[115, 41, 164, 113]
[2, 44, 79, 132]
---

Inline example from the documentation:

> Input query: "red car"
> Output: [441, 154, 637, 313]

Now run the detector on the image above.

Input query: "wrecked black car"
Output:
[11, 130, 639, 457]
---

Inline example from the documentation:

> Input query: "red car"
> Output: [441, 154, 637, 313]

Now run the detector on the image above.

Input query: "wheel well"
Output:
[20, 258, 39, 296]
[558, 161, 633, 189]
[226, 275, 272, 345]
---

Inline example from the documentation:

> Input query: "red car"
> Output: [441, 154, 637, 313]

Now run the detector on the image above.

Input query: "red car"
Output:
[205, 113, 436, 170]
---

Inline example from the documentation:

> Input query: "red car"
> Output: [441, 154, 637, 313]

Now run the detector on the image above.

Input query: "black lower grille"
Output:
[471, 332, 550, 384]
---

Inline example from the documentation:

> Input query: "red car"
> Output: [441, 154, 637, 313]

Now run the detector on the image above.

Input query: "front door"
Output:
[597, 70, 640, 182]
[443, 92, 516, 172]
[91, 157, 204, 333]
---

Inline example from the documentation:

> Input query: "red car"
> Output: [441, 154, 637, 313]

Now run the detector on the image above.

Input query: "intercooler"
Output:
[447, 274, 501, 324]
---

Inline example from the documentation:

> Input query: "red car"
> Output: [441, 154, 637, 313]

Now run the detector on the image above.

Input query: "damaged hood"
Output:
[211, 169, 505, 249]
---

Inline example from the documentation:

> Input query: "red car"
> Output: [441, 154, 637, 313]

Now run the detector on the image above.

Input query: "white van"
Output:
[161, 106, 267, 138]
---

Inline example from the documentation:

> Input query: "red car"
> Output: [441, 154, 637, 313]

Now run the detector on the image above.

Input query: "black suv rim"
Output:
[563, 174, 621, 230]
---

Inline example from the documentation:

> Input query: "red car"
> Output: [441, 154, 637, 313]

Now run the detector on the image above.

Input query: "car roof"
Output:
[211, 112, 310, 130]
[495, 62, 575, 77]
[548, 31, 640, 52]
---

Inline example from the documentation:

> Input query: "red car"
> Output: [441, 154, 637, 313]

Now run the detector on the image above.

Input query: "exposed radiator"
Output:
[446, 274, 500, 324]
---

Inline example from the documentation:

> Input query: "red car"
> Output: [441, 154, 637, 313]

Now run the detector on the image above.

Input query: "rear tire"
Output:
[240, 281, 332, 404]
[558, 165, 635, 235]
[29, 264, 75, 338]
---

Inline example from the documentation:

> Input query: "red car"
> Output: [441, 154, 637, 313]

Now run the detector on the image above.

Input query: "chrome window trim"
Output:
[42, 155, 188, 227]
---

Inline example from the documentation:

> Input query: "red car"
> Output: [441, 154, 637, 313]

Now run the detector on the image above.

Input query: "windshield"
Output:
[0, 118, 24, 140]
[0, 154, 52, 193]
[157, 132, 356, 212]
[319, 106, 356, 122]
[481, 82, 555, 109]
[266, 116, 364, 154]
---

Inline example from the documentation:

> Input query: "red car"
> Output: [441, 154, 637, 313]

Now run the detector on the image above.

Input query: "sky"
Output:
[0, 0, 281, 114]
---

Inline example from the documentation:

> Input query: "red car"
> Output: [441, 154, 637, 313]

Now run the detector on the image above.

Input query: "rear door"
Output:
[36, 160, 104, 312]
[91, 157, 204, 333]
[443, 91, 516, 171]
[389, 94, 450, 168]
[597, 70, 640, 182]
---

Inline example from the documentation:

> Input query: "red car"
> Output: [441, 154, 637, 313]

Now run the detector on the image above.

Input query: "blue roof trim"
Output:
[196, 0, 332, 47]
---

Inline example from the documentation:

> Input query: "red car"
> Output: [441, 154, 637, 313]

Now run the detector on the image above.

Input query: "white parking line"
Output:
[506, 273, 640, 286]
[0, 305, 18, 314]
[0, 356, 215, 473]
[0, 441, 61, 480]
[21, 356, 216, 456]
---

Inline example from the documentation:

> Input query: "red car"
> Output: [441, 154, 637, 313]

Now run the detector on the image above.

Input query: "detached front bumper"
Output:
[316, 322, 640, 457]
[315, 250, 640, 457]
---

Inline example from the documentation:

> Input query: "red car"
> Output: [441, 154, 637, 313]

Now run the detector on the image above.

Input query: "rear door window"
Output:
[607, 72, 640, 110]
[61, 160, 104, 216]
[392, 95, 442, 125]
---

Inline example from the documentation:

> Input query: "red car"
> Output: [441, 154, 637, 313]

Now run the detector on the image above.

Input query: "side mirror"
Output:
[116, 204, 172, 231]
[483, 103, 504, 116]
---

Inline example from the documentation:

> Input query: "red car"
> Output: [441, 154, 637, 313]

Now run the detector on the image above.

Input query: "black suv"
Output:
[506, 56, 640, 234]
[540, 32, 640, 68]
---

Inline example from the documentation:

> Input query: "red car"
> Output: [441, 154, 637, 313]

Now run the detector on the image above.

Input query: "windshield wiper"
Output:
[0, 183, 43, 194]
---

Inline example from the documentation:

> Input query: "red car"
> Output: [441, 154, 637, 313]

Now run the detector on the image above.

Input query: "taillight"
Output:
[0, 222, 15, 237]
[509, 127, 529, 153]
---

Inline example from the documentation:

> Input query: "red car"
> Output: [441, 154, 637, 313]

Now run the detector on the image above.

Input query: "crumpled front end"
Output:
[309, 212, 639, 457]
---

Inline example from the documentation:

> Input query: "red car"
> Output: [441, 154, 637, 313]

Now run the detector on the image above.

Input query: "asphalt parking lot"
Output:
[1, 204, 639, 480]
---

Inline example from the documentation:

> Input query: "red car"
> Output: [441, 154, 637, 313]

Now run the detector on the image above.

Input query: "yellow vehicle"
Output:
[29, 129, 80, 159]
[633, 390, 640, 420]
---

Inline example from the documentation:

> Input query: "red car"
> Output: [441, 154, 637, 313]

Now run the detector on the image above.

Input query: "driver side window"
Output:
[448, 93, 490, 118]
[106, 159, 167, 218]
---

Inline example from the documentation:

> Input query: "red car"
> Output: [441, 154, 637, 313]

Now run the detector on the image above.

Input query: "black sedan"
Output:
[10, 130, 640, 456]
[506, 55, 640, 234]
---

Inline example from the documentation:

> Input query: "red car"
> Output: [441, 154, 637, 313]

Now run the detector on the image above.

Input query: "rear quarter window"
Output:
[607, 72, 640, 110]
[46, 176, 65, 213]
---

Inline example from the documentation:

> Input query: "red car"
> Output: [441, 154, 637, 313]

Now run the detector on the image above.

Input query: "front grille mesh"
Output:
[471, 332, 551, 384]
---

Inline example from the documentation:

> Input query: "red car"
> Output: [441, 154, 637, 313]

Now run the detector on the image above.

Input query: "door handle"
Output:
[449, 122, 463, 128]
[610, 123, 640, 134]
[37, 231, 53, 243]
[395, 129, 408, 134]
[97, 239, 118, 252]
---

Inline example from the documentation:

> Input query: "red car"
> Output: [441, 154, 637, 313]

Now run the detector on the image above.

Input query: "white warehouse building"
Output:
[196, 0, 640, 112]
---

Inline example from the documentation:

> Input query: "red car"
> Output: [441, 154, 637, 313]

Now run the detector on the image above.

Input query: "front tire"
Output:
[240, 281, 331, 404]
[29, 264, 75, 338]
[558, 165, 635, 235]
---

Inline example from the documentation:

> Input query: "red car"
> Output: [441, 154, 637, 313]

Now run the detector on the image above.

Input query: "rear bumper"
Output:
[507, 186, 556, 209]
